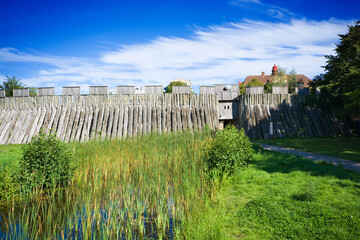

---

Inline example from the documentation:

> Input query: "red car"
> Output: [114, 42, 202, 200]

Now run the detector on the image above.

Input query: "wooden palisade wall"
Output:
[0, 94, 218, 145]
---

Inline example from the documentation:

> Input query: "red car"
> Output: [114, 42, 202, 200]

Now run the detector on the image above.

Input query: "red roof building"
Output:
[243, 64, 312, 86]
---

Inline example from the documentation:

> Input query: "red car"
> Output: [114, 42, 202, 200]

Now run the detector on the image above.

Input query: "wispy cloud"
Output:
[0, 19, 353, 93]
[230, 0, 296, 21]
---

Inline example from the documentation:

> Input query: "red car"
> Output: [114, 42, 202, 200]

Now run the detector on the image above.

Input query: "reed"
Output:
[0, 129, 212, 239]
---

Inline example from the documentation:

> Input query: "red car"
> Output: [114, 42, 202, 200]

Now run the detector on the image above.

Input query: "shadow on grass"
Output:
[250, 144, 360, 182]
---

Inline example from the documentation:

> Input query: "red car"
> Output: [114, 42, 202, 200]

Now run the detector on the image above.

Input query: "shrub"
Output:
[206, 125, 254, 175]
[0, 166, 18, 201]
[18, 130, 75, 191]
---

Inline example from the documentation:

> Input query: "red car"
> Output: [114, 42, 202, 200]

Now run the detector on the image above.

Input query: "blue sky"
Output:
[0, 0, 358, 93]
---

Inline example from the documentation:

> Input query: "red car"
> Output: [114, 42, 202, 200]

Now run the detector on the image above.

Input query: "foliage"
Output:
[287, 69, 297, 93]
[29, 87, 37, 96]
[0, 76, 25, 97]
[313, 21, 360, 119]
[239, 83, 246, 94]
[264, 81, 273, 93]
[247, 78, 264, 87]
[0, 166, 18, 201]
[271, 66, 288, 86]
[206, 125, 254, 175]
[18, 130, 75, 191]
[0, 76, 37, 97]
[165, 81, 186, 93]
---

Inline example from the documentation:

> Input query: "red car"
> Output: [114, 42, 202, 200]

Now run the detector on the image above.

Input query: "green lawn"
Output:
[0, 144, 23, 168]
[187, 145, 360, 239]
[255, 136, 360, 162]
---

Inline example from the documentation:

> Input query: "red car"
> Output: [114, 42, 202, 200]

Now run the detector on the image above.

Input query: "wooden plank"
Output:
[17, 109, 34, 144]
[70, 107, 84, 142]
[27, 108, 44, 141]
[33, 107, 48, 139]
[22, 109, 39, 143]
[171, 105, 177, 132]
[260, 105, 269, 139]
[70, 107, 82, 142]
[7, 109, 27, 144]
[123, 106, 129, 138]
[81, 107, 93, 142]
[96, 107, 105, 139]
[306, 107, 324, 136]
[254, 105, 263, 139]
[151, 106, 156, 133]
[64, 107, 77, 142]
[0, 110, 20, 145]
[138, 106, 143, 136]
[50, 106, 62, 134]
[133, 106, 138, 136]
[101, 106, 110, 139]
[142, 106, 147, 135]
[90, 107, 99, 139]
[111, 106, 119, 140]
[128, 106, 133, 137]
[118, 106, 125, 139]
[56, 107, 69, 140]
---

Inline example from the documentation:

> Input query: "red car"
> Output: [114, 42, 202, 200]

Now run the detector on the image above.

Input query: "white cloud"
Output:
[0, 19, 354, 93]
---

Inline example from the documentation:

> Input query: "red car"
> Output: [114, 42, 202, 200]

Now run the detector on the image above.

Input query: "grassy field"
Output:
[255, 136, 360, 162]
[0, 144, 22, 168]
[187, 145, 360, 239]
[1, 135, 360, 239]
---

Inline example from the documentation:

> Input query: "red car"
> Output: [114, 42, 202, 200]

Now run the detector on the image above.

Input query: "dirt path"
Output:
[258, 143, 360, 173]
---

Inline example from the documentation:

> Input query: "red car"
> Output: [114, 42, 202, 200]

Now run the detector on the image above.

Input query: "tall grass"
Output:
[0, 130, 212, 239]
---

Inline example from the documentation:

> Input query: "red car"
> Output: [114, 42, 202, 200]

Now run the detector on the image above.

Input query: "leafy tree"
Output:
[314, 21, 360, 118]
[0, 75, 25, 96]
[239, 83, 246, 94]
[247, 78, 264, 87]
[287, 69, 297, 93]
[271, 67, 287, 86]
[165, 81, 186, 93]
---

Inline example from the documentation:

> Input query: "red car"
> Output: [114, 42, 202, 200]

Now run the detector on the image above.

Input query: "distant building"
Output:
[243, 64, 312, 86]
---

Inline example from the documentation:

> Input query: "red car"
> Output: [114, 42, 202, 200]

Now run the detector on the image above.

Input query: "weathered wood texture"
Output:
[13, 89, 29, 97]
[117, 86, 135, 95]
[144, 85, 163, 94]
[62, 87, 81, 95]
[172, 86, 191, 94]
[89, 86, 108, 95]
[272, 86, 288, 94]
[246, 86, 264, 94]
[0, 94, 218, 144]
[200, 86, 215, 94]
[37, 87, 55, 96]
[238, 94, 349, 138]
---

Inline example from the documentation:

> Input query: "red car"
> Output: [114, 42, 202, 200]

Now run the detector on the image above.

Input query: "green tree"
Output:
[0, 75, 25, 96]
[247, 78, 264, 87]
[314, 21, 360, 118]
[271, 67, 287, 86]
[287, 69, 297, 93]
[239, 83, 246, 94]
[165, 81, 186, 93]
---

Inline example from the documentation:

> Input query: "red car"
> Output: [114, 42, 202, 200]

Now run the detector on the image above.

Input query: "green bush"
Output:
[18, 130, 75, 191]
[0, 166, 18, 201]
[206, 125, 254, 175]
